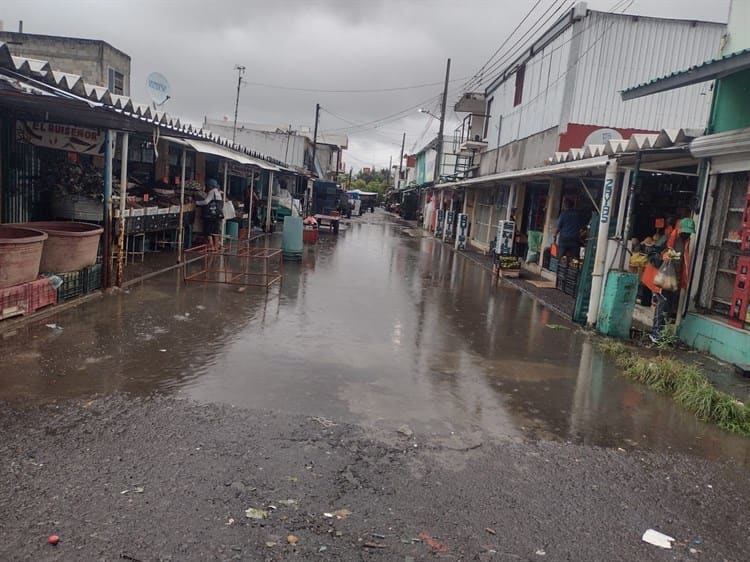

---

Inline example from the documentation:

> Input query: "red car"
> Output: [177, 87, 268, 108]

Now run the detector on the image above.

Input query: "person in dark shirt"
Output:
[555, 199, 582, 259]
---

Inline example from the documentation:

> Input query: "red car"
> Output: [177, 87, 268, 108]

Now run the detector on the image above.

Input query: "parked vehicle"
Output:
[346, 189, 377, 216]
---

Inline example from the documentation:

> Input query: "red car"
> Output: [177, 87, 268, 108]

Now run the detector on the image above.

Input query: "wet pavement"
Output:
[2, 210, 749, 465]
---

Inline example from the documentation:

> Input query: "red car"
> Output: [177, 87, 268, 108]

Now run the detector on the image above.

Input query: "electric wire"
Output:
[460, 0, 550, 93]
[467, 0, 575, 92]
[242, 76, 470, 94]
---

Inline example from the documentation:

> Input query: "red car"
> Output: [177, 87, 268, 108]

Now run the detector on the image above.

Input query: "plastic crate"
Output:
[128, 215, 145, 234]
[82, 264, 102, 293]
[27, 277, 57, 313]
[0, 284, 29, 320]
[742, 192, 750, 229]
[728, 291, 749, 329]
[740, 228, 750, 252]
[144, 214, 162, 232]
[57, 271, 83, 302]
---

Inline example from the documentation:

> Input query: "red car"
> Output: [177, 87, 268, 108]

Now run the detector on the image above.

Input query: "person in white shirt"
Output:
[195, 178, 223, 250]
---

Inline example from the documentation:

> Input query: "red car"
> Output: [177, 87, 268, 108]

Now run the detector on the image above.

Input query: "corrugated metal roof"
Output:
[437, 128, 698, 188]
[0, 41, 289, 171]
[568, 10, 722, 131]
[621, 48, 750, 101]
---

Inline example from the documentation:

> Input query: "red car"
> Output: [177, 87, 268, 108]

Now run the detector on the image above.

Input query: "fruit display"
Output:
[497, 256, 521, 269]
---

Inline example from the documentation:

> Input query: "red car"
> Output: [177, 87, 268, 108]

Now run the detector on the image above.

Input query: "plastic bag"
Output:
[654, 258, 678, 291]
[223, 200, 236, 220]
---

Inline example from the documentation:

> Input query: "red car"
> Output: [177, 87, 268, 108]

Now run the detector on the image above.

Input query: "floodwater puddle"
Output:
[1, 212, 749, 466]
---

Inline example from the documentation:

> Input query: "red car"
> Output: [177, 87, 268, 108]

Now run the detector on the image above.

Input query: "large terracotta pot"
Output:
[0, 226, 48, 289]
[19, 221, 103, 273]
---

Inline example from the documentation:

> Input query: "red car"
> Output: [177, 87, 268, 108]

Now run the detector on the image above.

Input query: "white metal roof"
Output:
[0, 41, 288, 171]
[436, 127, 699, 188]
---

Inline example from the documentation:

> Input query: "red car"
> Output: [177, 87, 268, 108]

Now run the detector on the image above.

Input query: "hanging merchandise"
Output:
[654, 258, 678, 291]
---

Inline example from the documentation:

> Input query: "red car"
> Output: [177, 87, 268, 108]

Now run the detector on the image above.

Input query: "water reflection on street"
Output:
[2, 211, 749, 464]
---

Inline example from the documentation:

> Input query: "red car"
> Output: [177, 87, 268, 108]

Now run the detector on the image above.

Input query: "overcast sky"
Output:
[2, 0, 731, 172]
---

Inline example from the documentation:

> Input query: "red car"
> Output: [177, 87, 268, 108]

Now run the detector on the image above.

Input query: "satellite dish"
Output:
[146, 72, 170, 106]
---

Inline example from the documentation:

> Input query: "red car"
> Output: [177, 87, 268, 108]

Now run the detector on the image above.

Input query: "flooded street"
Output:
[3, 211, 750, 561]
[2, 211, 749, 463]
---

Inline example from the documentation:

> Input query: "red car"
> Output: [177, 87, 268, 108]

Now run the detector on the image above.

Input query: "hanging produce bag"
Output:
[653, 258, 678, 291]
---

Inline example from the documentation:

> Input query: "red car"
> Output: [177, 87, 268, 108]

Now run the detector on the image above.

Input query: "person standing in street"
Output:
[554, 199, 582, 259]
[195, 178, 223, 251]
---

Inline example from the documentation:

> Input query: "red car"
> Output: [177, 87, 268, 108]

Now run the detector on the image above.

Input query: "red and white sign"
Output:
[16, 121, 105, 155]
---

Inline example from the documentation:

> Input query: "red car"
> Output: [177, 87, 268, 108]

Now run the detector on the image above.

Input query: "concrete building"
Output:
[0, 29, 130, 95]
[203, 118, 347, 181]
[441, 2, 725, 254]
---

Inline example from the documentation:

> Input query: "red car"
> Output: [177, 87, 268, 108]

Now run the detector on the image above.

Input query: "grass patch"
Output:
[599, 340, 750, 436]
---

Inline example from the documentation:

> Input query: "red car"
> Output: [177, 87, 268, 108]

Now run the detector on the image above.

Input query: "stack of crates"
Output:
[55, 263, 102, 302]
[0, 278, 57, 320]
[729, 184, 750, 328]
[56, 270, 84, 302]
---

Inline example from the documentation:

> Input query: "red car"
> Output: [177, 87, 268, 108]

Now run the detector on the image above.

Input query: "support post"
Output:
[397, 132, 405, 190]
[248, 169, 255, 241]
[311, 103, 320, 177]
[116, 132, 129, 286]
[266, 170, 274, 235]
[177, 147, 187, 262]
[587, 159, 618, 326]
[103, 129, 114, 289]
[433, 58, 451, 186]
[221, 160, 228, 243]
[619, 152, 642, 270]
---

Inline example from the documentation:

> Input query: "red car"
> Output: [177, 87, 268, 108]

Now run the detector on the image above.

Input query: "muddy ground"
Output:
[1, 395, 747, 561]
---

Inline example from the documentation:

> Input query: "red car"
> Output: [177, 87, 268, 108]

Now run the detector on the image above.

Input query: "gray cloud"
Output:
[2, 0, 730, 170]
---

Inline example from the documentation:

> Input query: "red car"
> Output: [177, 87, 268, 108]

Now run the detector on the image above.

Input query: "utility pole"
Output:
[387, 156, 392, 188]
[397, 132, 405, 190]
[232, 65, 246, 144]
[311, 103, 320, 177]
[433, 58, 451, 186]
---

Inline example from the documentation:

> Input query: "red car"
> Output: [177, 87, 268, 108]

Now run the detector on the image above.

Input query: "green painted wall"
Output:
[679, 313, 750, 366]
[710, 68, 750, 133]
[417, 153, 426, 185]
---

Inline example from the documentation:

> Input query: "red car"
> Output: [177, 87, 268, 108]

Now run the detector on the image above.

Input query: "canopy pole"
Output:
[103, 129, 114, 289]
[266, 170, 274, 237]
[177, 147, 187, 263]
[587, 159, 618, 326]
[248, 169, 255, 241]
[116, 132, 129, 286]
[221, 160, 228, 245]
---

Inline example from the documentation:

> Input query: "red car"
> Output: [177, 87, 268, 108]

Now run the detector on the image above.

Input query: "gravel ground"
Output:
[1, 395, 748, 561]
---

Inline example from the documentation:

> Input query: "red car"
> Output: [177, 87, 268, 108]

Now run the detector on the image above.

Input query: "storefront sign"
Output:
[16, 121, 104, 155]
[601, 177, 613, 224]
[227, 162, 255, 178]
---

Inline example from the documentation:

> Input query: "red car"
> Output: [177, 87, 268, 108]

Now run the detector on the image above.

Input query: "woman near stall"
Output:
[641, 217, 695, 343]
[195, 178, 223, 251]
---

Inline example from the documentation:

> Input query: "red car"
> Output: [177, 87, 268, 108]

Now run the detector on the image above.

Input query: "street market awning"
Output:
[621, 48, 750, 101]
[164, 136, 280, 171]
[436, 155, 610, 190]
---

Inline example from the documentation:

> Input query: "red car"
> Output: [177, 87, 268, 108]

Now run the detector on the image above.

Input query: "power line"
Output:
[469, 0, 630, 98]
[468, 0, 574, 92]
[460, 0, 549, 93]
[320, 93, 442, 133]
[495, 0, 635, 123]
[242, 76, 470, 94]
